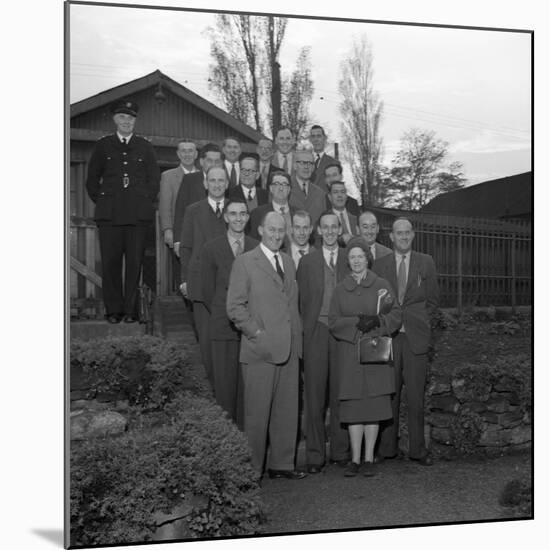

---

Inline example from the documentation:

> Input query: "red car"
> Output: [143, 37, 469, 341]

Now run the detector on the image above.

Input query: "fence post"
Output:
[457, 229, 463, 314]
[511, 233, 516, 313]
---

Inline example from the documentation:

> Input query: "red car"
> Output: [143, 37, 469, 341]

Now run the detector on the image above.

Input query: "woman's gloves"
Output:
[356, 314, 380, 333]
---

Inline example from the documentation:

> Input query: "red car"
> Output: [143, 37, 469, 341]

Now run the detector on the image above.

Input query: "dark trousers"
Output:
[211, 339, 244, 430]
[304, 321, 349, 466]
[378, 333, 428, 459]
[192, 301, 213, 388]
[98, 225, 147, 316]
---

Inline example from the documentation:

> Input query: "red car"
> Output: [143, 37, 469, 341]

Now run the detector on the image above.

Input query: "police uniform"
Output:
[85, 100, 160, 322]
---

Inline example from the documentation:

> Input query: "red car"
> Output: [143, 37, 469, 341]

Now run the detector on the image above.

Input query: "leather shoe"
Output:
[363, 461, 377, 477]
[267, 469, 307, 480]
[306, 465, 323, 474]
[344, 461, 360, 477]
[123, 315, 138, 323]
[410, 453, 434, 466]
[106, 314, 121, 324]
[329, 458, 349, 467]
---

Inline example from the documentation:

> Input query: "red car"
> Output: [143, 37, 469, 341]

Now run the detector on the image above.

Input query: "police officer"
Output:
[86, 99, 160, 323]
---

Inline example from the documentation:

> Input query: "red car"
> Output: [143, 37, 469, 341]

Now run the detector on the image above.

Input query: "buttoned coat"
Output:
[173, 171, 207, 242]
[227, 185, 269, 210]
[289, 177, 327, 227]
[272, 151, 295, 177]
[372, 251, 439, 354]
[159, 165, 193, 232]
[328, 272, 402, 400]
[226, 246, 302, 365]
[201, 234, 258, 341]
[86, 134, 160, 226]
[372, 242, 392, 261]
[311, 152, 337, 191]
[180, 199, 227, 302]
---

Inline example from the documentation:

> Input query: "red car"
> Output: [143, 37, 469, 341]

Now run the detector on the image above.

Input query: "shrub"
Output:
[70, 394, 261, 546]
[71, 336, 210, 409]
[499, 478, 532, 517]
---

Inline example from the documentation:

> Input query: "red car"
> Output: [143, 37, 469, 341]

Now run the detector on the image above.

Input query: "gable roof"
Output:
[422, 172, 532, 220]
[70, 69, 266, 143]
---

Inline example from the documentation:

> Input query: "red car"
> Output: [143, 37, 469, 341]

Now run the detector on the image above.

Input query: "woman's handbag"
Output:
[357, 335, 392, 364]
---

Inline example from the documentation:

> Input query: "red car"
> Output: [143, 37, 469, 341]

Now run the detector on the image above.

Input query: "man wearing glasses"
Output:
[228, 154, 268, 212]
[289, 148, 327, 227]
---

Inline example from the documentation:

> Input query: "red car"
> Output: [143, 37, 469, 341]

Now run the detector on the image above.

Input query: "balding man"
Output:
[357, 211, 392, 261]
[227, 211, 305, 481]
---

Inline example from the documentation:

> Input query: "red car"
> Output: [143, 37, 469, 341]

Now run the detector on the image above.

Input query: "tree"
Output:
[385, 128, 466, 210]
[338, 36, 384, 207]
[207, 14, 312, 137]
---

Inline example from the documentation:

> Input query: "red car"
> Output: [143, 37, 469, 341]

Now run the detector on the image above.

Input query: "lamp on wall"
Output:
[154, 82, 166, 105]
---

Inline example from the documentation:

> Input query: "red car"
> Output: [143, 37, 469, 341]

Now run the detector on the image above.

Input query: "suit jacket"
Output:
[311, 152, 336, 192]
[372, 250, 439, 354]
[85, 134, 160, 226]
[159, 165, 185, 232]
[224, 160, 240, 190]
[256, 162, 277, 190]
[371, 242, 392, 261]
[227, 246, 302, 364]
[248, 203, 295, 242]
[180, 199, 227, 302]
[228, 185, 269, 211]
[289, 177, 327, 227]
[272, 151, 296, 177]
[296, 247, 349, 344]
[173, 171, 207, 243]
[325, 195, 360, 217]
[201, 234, 258, 341]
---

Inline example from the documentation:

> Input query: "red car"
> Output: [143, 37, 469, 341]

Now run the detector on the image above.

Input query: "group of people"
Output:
[85, 99, 440, 481]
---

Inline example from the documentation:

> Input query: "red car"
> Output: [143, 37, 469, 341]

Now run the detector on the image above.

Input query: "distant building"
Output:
[422, 172, 532, 220]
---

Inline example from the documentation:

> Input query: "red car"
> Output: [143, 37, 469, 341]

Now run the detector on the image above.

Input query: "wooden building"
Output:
[70, 70, 266, 317]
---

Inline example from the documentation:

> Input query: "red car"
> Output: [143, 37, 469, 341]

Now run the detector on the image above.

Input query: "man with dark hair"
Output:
[249, 170, 295, 242]
[228, 154, 268, 211]
[179, 165, 229, 387]
[85, 99, 160, 323]
[227, 211, 305, 480]
[309, 125, 337, 189]
[222, 136, 242, 189]
[256, 138, 276, 189]
[357, 211, 392, 261]
[289, 210, 314, 268]
[201, 198, 258, 428]
[272, 127, 296, 176]
[327, 181, 359, 246]
[297, 211, 350, 472]
[172, 142, 223, 256]
[372, 217, 439, 466]
[158, 139, 198, 249]
[323, 162, 360, 216]
[289, 148, 327, 227]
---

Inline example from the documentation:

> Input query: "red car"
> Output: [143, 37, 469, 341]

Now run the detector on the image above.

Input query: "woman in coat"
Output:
[329, 237, 401, 477]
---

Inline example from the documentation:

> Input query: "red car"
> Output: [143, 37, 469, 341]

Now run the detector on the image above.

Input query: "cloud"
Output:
[451, 130, 531, 155]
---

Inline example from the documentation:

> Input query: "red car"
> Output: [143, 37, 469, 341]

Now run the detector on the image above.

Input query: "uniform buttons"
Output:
[122, 152, 127, 156]
[123, 173, 128, 177]
[123, 161, 128, 165]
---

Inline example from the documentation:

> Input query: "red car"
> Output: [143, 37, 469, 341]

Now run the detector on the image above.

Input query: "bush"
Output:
[499, 478, 532, 517]
[70, 393, 262, 546]
[71, 336, 210, 409]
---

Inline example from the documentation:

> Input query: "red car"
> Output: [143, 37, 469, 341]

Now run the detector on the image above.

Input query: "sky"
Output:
[69, 2, 532, 188]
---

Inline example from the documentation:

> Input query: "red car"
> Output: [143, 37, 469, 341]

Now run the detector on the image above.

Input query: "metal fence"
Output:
[371, 208, 532, 309]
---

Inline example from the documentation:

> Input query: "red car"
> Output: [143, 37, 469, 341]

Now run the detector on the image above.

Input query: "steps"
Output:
[70, 319, 146, 341]
[153, 295, 194, 340]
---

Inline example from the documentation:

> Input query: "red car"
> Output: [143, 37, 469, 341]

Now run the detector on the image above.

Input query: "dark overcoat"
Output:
[328, 271, 402, 401]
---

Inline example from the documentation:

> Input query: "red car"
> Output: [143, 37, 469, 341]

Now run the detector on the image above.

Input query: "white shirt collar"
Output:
[260, 243, 285, 271]
[272, 201, 289, 213]
[181, 165, 197, 174]
[117, 132, 133, 143]
[207, 196, 224, 212]
[241, 185, 256, 198]
[395, 250, 411, 262]
[322, 246, 338, 266]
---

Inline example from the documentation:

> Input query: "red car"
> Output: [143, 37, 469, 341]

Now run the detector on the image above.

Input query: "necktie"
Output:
[233, 239, 243, 257]
[247, 189, 253, 201]
[397, 255, 407, 304]
[299, 249, 306, 257]
[274, 253, 285, 281]
[315, 154, 320, 170]
[121, 138, 127, 145]
[339, 212, 350, 235]
[302, 182, 307, 197]
[282, 154, 288, 173]
[329, 251, 335, 270]
[230, 164, 237, 187]
[261, 165, 268, 188]
[279, 206, 286, 215]
[215, 202, 222, 218]
[370, 245, 376, 261]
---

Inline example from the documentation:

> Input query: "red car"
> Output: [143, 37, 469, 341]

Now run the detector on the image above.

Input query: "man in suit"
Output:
[309, 125, 337, 189]
[271, 127, 295, 176]
[289, 149, 327, 227]
[85, 99, 160, 324]
[179, 166, 228, 388]
[327, 181, 358, 246]
[158, 139, 198, 249]
[288, 210, 314, 269]
[249, 170, 294, 242]
[256, 138, 276, 189]
[358, 211, 392, 261]
[227, 211, 306, 480]
[323, 161, 360, 216]
[173, 143, 223, 257]
[222, 136, 242, 189]
[201, 198, 258, 429]
[372, 217, 439, 466]
[228, 154, 268, 212]
[297, 211, 350, 472]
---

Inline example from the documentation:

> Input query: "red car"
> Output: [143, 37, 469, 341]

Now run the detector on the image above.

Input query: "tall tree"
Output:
[338, 36, 384, 207]
[386, 128, 466, 210]
[207, 14, 312, 137]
